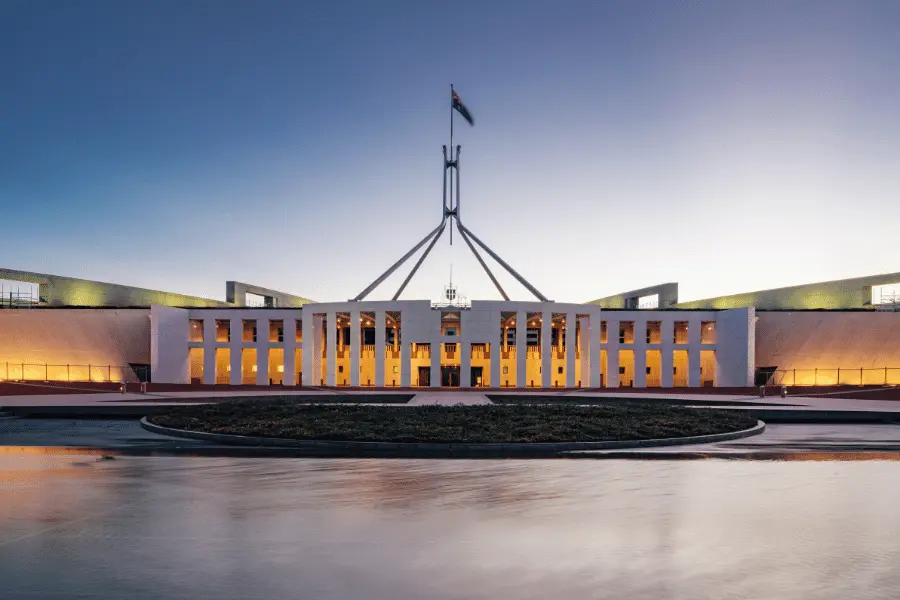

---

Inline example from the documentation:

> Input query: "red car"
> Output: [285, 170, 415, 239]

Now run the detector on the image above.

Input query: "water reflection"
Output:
[2, 454, 900, 599]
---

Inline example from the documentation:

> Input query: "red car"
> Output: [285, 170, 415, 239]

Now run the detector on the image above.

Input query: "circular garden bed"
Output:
[147, 397, 758, 445]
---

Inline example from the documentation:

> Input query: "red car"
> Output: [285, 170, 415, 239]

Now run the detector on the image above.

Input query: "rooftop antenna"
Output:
[352, 86, 550, 302]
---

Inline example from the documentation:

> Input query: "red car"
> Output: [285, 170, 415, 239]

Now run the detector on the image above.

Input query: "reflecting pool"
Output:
[2, 452, 899, 599]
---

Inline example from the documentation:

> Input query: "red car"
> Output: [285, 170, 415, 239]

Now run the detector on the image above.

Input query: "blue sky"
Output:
[2, 1, 899, 303]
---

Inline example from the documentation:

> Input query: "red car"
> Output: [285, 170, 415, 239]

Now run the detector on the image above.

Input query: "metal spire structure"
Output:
[351, 85, 550, 303]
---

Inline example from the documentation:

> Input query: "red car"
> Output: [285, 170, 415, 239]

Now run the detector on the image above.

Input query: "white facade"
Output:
[150, 301, 755, 388]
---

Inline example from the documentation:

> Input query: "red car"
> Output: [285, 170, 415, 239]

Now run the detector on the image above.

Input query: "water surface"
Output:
[2, 452, 899, 599]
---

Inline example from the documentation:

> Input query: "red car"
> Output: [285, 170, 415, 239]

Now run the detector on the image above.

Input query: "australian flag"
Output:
[452, 90, 474, 126]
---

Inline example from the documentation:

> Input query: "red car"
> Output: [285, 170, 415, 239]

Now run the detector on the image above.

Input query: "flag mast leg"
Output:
[392, 220, 447, 300]
[456, 220, 551, 302]
[351, 220, 446, 301]
[457, 225, 509, 300]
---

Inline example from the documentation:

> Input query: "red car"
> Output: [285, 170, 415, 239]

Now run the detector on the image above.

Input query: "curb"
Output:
[139, 418, 766, 458]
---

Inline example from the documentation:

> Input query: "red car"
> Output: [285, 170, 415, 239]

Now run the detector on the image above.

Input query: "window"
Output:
[646, 321, 661, 344]
[600, 321, 608, 343]
[295, 320, 303, 342]
[242, 320, 257, 342]
[619, 321, 634, 344]
[557, 366, 563, 374]
[646, 367, 652, 374]
[445, 327, 457, 336]
[503, 366, 509, 374]
[189, 319, 204, 342]
[873, 283, 900, 305]
[445, 343, 457, 353]
[637, 294, 659, 309]
[619, 366, 626, 374]
[215, 319, 231, 342]
[674, 321, 688, 344]
[269, 320, 284, 343]
[338, 365, 344, 373]
[701, 321, 716, 344]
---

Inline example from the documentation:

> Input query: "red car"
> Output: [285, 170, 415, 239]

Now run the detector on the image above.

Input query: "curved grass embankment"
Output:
[148, 398, 758, 444]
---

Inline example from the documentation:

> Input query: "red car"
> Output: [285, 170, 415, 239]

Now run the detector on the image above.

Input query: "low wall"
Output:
[0, 308, 150, 381]
[756, 311, 900, 384]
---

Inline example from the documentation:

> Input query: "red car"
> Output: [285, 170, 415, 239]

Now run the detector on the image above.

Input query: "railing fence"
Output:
[0, 362, 149, 384]
[768, 367, 900, 386]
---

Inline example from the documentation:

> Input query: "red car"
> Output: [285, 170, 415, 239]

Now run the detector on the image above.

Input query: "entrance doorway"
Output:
[417, 366, 430, 387]
[441, 366, 460, 387]
[470, 366, 483, 387]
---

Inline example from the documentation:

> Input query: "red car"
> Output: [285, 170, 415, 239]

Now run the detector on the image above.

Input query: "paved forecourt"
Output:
[4, 387, 900, 421]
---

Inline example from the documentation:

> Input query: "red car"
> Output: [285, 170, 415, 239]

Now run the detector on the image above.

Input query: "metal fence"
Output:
[769, 368, 900, 386]
[0, 362, 149, 384]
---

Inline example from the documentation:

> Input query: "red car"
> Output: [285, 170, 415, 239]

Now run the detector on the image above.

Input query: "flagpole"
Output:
[449, 83, 454, 245]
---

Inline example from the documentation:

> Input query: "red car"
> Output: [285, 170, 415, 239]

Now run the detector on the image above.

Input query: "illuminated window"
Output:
[872, 283, 900, 305]
[215, 319, 231, 342]
[243, 320, 257, 342]
[189, 319, 204, 342]
[269, 320, 284, 343]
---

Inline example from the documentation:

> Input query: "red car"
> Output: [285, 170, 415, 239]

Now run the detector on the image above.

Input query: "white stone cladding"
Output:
[150, 302, 754, 388]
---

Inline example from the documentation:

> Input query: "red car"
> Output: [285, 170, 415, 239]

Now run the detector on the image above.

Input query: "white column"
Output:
[400, 313, 411, 387]
[202, 318, 216, 385]
[541, 311, 552, 388]
[565, 311, 577, 387]
[350, 310, 361, 387]
[515, 310, 527, 387]
[688, 317, 702, 387]
[490, 310, 501, 389]
[312, 314, 324, 386]
[375, 310, 386, 387]
[229, 318, 242, 385]
[326, 312, 337, 386]
[460, 322, 471, 389]
[254, 318, 268, 385]
[301, 311, 313, 386]
[606, 319, 619, 388]
[661, 318, 674, 388]
[633, 347, 647, 388]
[283, 317, 296, 387]
[589, 313, 601, 388]
[578, 316, 590, 388]
[430, 321, 441, 388]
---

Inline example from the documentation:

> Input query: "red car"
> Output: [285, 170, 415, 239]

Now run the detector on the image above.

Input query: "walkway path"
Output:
[4, 388, 900, 418]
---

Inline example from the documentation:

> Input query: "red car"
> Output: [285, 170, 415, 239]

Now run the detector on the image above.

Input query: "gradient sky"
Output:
[2, 1, 899, 304]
